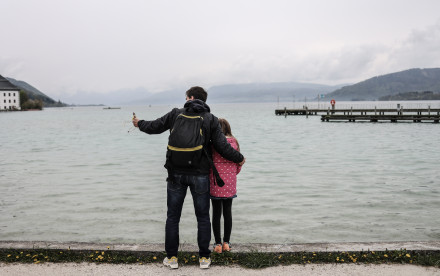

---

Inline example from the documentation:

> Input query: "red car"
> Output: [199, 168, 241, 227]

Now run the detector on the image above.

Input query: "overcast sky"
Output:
[1, 0, 440, 100]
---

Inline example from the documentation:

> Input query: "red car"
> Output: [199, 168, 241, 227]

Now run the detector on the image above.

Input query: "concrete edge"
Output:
[1, 241, 440, 253]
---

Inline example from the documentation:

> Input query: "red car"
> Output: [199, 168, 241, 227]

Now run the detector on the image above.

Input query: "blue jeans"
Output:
[165, 173, 211, 258]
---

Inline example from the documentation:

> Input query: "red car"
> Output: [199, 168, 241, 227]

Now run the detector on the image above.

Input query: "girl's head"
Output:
[219, 118, 240, 151]
[218, 118, 232, 136]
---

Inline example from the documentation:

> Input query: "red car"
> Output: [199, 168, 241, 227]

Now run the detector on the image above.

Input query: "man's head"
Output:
[185, 86, 208, 102]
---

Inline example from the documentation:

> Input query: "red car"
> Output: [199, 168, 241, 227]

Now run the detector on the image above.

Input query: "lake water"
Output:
[1, 101, 440, 244]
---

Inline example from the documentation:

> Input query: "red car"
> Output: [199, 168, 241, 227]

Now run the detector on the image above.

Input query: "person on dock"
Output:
[132, 86, 245, 269]
[210, 118, 242, 254]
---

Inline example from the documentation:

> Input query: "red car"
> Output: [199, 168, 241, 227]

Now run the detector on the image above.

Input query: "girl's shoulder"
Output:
[226, 136, 237, 144]
[226, 137, 239, 150]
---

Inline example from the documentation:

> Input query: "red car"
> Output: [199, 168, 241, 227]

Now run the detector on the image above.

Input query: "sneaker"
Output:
[163, 256, 178, 269]
[199, 257, 211, 269]
[214, 244, 222, 254]
[222, 242, 231, 252]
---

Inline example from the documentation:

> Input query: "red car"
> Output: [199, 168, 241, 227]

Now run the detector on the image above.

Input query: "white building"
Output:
[0, 75, 21, 110]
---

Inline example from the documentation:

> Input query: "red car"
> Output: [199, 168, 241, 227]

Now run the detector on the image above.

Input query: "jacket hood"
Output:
[184, 99, 211, 113]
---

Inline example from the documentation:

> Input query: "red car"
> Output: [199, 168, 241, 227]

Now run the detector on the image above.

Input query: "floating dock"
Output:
[103, 107, 121, 109]
[275, 107, 440, 123]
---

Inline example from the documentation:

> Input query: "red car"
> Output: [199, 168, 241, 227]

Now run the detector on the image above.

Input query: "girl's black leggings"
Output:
[211, 198, 233, 245]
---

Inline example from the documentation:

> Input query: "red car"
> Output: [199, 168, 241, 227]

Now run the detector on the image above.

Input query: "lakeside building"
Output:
[0, 75, 21, 111]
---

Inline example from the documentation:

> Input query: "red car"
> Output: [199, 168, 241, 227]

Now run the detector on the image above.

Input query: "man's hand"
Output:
[238, 157, 246, 166]
[132, 117, 139, 127]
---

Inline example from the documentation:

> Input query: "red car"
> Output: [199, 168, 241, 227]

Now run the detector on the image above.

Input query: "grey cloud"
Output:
[388, 20, 440, 69]
[2, 1, 440, 99]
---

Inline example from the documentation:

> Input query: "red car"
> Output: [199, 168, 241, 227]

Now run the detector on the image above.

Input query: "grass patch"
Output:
[1, 248, 439, 268]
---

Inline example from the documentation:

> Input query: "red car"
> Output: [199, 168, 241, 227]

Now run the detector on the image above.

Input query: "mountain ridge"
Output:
[324, 68, 440, 101]
[7, 67, 440, 106]
[6, 77, 65, 107]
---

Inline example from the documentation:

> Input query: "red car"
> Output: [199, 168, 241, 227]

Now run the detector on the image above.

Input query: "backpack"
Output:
[165, 111, 225, 187]
[166, 112, 205, 169]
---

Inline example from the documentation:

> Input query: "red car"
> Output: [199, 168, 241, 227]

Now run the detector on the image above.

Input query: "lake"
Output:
[1, 101, 439, 244]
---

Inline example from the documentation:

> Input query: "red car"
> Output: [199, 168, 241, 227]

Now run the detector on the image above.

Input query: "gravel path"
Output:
[1, 262, 440, 276]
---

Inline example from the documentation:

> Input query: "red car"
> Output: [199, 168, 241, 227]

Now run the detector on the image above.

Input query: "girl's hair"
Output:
[218, 118, 240, 152]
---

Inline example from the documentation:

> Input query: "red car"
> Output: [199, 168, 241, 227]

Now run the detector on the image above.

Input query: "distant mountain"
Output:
[207, 82, 344, 103]
[122, 88, 182, 105]
[379, 91, 440, 101]
[325, 68, 440, 101]
[125, 82, 345, 105]
[6, 77, 65, 107]
[61, 87, 153, 106]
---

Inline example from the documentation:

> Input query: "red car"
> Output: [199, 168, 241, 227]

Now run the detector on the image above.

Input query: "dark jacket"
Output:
[138, 100, 244, 175]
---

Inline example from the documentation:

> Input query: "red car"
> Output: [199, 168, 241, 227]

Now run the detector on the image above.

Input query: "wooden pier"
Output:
[275, 107, 440, 123]
[321, 114, 440, 123]
[275, 107, 440, 115]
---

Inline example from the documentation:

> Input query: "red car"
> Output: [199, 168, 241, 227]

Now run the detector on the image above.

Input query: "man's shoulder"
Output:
[202, 112, 216, 121]
[171, 107, 183, 113]
[167, 107, 183, 118]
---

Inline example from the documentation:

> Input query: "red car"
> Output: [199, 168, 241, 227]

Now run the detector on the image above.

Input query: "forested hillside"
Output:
[325, 68, 440, 100]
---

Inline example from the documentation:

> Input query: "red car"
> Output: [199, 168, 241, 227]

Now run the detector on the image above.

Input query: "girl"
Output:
[210, 118, 242, 253]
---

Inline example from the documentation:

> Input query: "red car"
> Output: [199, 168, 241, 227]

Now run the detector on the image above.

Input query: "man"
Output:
[132, 86, 245, 269]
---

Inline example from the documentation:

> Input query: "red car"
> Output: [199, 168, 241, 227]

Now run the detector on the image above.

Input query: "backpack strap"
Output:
[200, 113, 225, 187]
[203, 148, 225, 187]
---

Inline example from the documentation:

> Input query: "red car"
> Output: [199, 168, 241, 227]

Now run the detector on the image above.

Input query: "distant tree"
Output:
[35, 99, 43, 110]
[19, 90, 28, 107]
[21, 97, 43, 110]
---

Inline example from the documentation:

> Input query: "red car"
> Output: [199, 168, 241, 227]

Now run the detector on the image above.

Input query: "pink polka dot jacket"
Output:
[210, 137, 242, 198]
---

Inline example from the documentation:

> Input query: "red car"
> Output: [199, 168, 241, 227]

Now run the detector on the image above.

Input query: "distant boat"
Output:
[103, 107, 121, 109]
